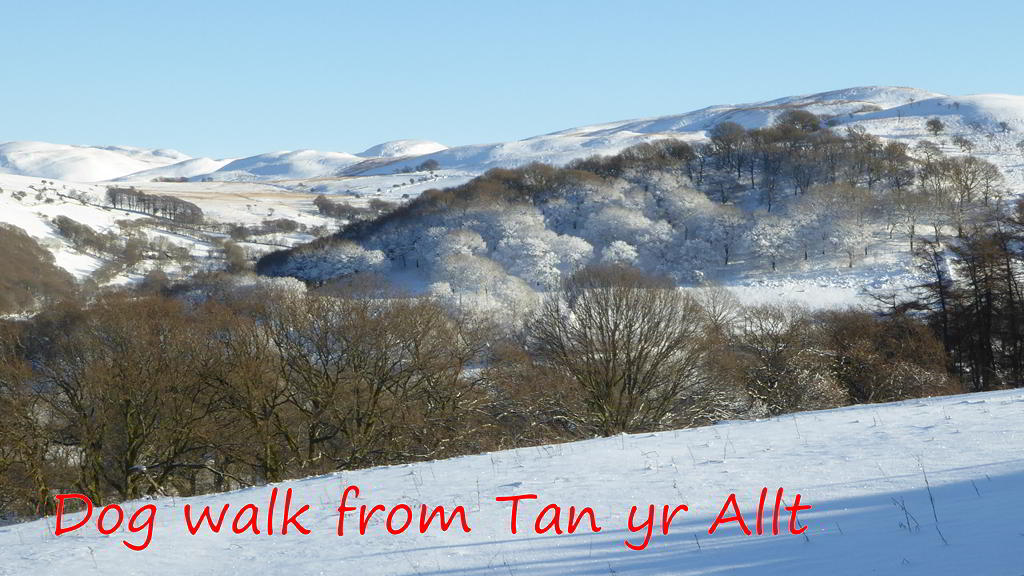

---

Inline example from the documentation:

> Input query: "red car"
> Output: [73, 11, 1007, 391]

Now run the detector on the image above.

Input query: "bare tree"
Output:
[951, 135, 974, 154]
[708, 122, 748, 178]
[530, 265, 709, 435]
[735, 305, 845, 415]
[263, 292, 483, 469]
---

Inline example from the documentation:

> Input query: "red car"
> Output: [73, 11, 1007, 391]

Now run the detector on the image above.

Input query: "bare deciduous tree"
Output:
[530, 265, 709, 435]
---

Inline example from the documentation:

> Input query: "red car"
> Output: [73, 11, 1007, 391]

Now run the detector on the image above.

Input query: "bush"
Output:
[818, 310, 959, 402]
[416, 159, 440, 172]
[775, 109, 821, 132]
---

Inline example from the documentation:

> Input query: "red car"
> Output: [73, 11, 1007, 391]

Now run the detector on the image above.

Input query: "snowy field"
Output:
[1, 389, 1021, 575]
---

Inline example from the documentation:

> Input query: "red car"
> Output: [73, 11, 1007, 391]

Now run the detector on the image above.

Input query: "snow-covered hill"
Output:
[7, 86, 1024, 187]
[208, 150, 365, 181]
[355, 86, 1019, 175]
[358, 139, 448, 158]
[103, 140, 447, 183]
[1, 389, 1020, 575]
[111, 157, 235, 182]
[0, 142, 190, 182]
[857, 93, 1024, 129]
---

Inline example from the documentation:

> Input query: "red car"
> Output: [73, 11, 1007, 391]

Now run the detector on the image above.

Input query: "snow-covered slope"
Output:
[0, 142, 190, 182]
[554, 86, 943, 137]
[207, 150, 364, 181]
[0, 173, 126, 277]
[112, 157, 235, 182]
[1, 389, 1020, 575]
[358, 139, 448, 158]
[856, 93, 1024, 129]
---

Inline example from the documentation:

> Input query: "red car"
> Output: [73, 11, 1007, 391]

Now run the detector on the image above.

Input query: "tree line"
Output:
[106, 186, 204, 224]
[898, 199, 1024, 391]
[0, 266, 957, 521]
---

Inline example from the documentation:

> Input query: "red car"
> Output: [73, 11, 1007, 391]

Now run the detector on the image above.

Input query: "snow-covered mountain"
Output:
[1, 388, 1020, 575]
[10, 86, 1024, 185]
[113, 144, 451, 184]
[368, 87, 1024, 175]
[0, 140, 447, 184]
[111, 157, 235, 182]
[0, 141, 190, 182]
[357, 139, 448, 158]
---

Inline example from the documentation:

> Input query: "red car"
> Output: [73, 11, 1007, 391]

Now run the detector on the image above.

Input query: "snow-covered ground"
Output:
[1, 389, 1020, 575]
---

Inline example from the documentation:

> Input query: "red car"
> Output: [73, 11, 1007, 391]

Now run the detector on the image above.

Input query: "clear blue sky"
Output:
[2, 0, 1020, 158]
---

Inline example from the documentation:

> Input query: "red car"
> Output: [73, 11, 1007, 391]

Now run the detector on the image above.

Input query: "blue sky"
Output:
[2, 0, 1020, 158]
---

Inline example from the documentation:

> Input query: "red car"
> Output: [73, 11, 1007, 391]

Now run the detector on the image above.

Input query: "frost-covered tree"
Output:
[707, 206, 749, 266]
[494, 235, 562, 290]
[285, 241, 388, 279]
[600, 240, 639, 265]
[941, 156, 1003, 235]
[830, 217, 873, 268]
[747, 215, 795, 271]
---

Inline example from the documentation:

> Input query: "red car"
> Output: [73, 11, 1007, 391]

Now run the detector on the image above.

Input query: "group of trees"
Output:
[106, 186, 204, 224]
[0, 283, 488, 518]
[313, 195, 395, 221]
[50, 215, 194, 283]
[262, 110, 1004, 317]
[395, 159, 441, 174]
[900, 199, 1024, 391]
[0, 265, 959, 520]
[228, 218, 305, 241]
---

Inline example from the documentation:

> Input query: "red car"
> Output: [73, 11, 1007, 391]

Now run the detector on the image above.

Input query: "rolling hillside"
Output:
[1, 388, 1020, 575]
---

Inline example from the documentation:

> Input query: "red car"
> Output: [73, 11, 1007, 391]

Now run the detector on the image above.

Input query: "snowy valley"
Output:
[3, 85, 1024, 576]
